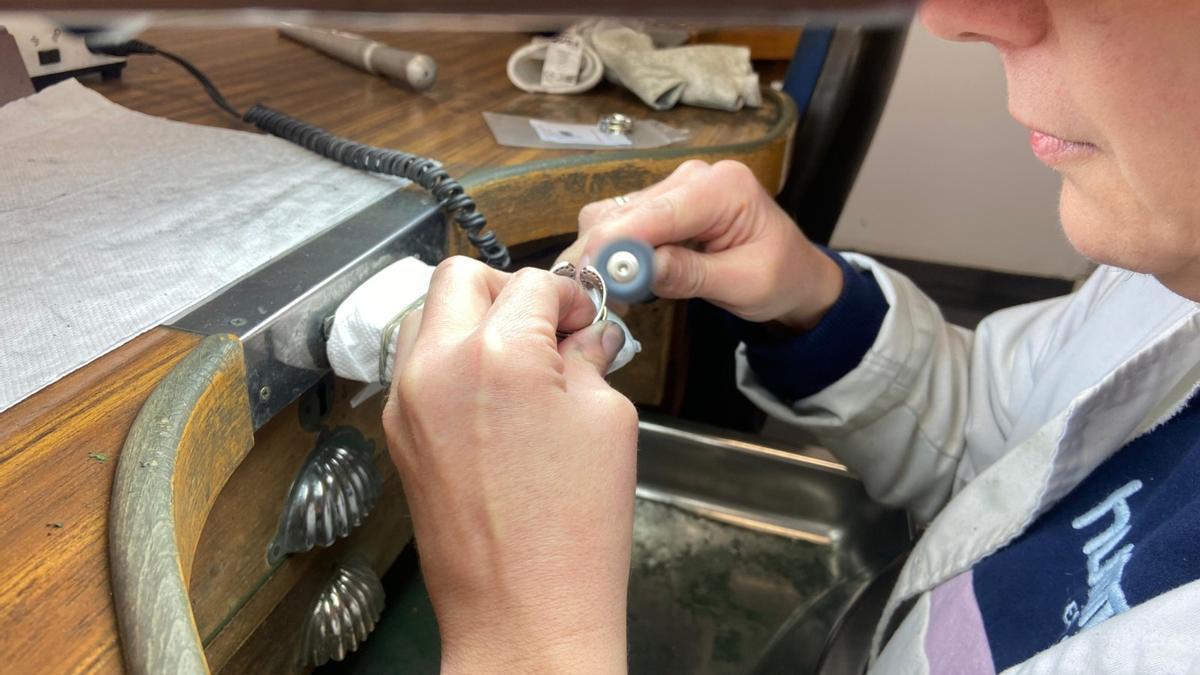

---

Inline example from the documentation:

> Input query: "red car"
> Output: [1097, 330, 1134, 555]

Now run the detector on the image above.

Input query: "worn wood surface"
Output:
[694, 28, 803, 60]
[190, 378, 408, 671]
[110, 333, 254, 675]
[90, 29, 785, 175]
[0, 327, 201, 673]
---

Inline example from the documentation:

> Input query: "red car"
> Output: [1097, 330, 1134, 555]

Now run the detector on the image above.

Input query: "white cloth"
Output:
[326, 256, 435, 385]
[736, 256, 1200, 672]
[506, 37, 605, 95]
[0, 79, 403, 413]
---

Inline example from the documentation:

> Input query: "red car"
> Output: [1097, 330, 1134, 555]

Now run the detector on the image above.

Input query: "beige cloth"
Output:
[575, 19, 762, 112]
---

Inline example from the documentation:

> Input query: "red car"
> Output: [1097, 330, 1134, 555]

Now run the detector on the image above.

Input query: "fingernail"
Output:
[600, 320, 626, 363]
[578, 253, 592, 271]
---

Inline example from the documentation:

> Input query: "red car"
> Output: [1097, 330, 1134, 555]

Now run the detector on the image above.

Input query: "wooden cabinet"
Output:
[190, 379, 411, 671]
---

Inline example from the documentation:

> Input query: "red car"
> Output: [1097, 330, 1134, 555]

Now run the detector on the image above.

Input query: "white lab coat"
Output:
[736, 254, 1200, 674]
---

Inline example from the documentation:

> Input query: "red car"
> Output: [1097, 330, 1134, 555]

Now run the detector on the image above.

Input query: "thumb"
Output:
[560, 321, 626, 382]
[654, 244, 716, 300]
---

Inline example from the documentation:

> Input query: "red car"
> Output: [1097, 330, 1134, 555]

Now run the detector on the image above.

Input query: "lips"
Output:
[1028, 129, 1098, 165]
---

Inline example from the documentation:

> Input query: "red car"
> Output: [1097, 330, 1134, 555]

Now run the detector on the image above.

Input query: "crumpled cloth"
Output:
[506, 37, 606, 95]
[0, 79, 403, 413]
[326, 257, 642, 400]
[504, 20, 761, 112]
[576, 19, 762, 112]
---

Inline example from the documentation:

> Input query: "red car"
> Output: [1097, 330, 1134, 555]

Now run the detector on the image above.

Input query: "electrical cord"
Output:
[91, 39, 511, 269]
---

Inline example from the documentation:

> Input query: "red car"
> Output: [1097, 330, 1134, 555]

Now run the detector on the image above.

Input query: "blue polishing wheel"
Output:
[596, 238, 656, 304]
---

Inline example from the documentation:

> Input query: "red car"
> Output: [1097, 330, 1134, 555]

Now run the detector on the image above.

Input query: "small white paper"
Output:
[529, 118, 632, 147]
[541, 37, 584, 88]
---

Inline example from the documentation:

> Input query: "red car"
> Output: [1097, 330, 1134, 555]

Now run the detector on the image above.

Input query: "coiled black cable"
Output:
[242, 105, 510, 268]
[91, 39, 511, 269]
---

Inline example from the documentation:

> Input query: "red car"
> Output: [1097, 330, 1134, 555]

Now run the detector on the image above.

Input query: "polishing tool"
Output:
[596, 238, 656, 304]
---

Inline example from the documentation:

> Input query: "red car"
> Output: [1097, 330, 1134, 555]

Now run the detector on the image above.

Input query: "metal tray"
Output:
[631, 416, 912, 674]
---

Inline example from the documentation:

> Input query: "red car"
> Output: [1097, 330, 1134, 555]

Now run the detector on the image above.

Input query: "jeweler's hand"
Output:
[558, 160, 843, 331]
[383, 257, 637, 674]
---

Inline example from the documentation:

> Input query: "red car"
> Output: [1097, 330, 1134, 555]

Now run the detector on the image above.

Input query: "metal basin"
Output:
[630, 416, 912, 674]
[320, 417, 912, 675]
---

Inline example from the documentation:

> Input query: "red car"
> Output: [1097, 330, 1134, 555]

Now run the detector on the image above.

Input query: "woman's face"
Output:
[921, 1, 1200, 297]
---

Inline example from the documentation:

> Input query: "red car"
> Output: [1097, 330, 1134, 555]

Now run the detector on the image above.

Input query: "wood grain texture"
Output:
[0, 327, 200, 674]
[693, 28, 803, 60]
[90, 29, 785, 177]
[187, 378, 407, 671]
[110, 333, 254, 675]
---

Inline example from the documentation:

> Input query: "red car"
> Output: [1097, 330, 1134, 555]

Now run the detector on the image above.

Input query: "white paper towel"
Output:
[327, 256, 436, 385]
[0, 80, 404, 413]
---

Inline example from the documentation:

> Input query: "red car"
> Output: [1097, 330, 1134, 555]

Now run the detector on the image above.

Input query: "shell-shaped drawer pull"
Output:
[269, 426, 382, 565]
[300, 556, 386, 667]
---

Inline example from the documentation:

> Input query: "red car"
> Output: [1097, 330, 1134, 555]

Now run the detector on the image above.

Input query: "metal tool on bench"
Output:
[278, 23, 437, 91]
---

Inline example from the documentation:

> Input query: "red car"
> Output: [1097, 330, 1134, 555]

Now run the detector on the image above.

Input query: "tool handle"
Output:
[279, 24, 437, 91]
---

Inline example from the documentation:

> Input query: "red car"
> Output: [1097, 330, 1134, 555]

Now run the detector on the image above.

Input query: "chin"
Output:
[1059, 180, 1155, 274]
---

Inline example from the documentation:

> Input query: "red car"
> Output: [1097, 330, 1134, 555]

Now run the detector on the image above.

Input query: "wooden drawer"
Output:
[188, 377, 411, 672]
[108, 335, 413, 674]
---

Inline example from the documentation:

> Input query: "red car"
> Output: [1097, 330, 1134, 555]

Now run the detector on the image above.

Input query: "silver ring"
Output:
[550, 260, 576, 279]
[598, 112, 634, 135]
[550, 262, 608, 338]
[379, 293, 427, 384]
[578, 266, 609, 325]
[611, 194, 630, 207]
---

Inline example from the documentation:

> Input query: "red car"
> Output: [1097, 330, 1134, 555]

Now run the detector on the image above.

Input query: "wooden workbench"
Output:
[0, 29, 795, 673]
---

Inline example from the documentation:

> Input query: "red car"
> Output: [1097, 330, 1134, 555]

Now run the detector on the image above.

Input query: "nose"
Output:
[920, 0, 1050, 49]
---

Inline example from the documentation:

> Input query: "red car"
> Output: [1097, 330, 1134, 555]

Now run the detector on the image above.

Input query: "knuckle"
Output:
[510, 266, 548, 286]
[381, 399, 404, 436]
[712, 160, 758, 189]
[578, 201, 610, 230]
[395, 365, 426, 404]
[603, 392, 639, 435]
[557, 239, 584, 265]
[664, 250, 705, 297]
[647, 186, 686, 225]
[674, 159, 710, 178]
[475, 325, 521, 377]
[684, 260, 707, 298]
[434, 255, 483, 280]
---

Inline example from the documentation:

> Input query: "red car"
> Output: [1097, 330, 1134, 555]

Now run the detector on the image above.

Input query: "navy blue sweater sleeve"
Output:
[732, 248, 889, 402]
